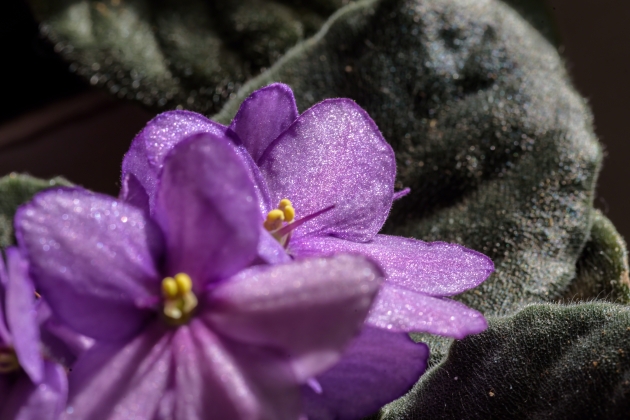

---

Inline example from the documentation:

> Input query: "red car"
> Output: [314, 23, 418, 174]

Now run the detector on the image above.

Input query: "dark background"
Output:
[0, 0, 628, 239]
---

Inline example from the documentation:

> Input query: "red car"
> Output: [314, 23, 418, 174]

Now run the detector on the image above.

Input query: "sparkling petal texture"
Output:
[64, 322, 172, 420]
[290, 234, 494, 296]
[5, 248, 44, 384]
[0, 361, 67, 420]
[229, 83, 298, 163]
[205, 255, 384, 382]
[367, 284, 488, 339]
[154, 133, 260, 285]
[15, 188, 164, 341]
[232, 144, 273, 215]
[119, 173, 150, 214]
[256, 228, 292, 265]
[121, 110, 227, 205]
[302, 327, 429, 420]
[258, 99, 396, 242]
[173, 319, 300, 420]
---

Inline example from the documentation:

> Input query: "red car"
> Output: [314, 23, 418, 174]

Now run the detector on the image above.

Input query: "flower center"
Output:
[264, 198, 295, 247]
[161, 273, 198, 325]
[0, 347, 19, 374]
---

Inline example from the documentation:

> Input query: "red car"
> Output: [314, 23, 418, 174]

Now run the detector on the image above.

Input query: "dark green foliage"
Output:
[562, 209, 630, 304]
[27, 0, 347, 115]
[0, 173, 71, 248]
[381, 303, 630, 420]
[216, 0, 607, 316]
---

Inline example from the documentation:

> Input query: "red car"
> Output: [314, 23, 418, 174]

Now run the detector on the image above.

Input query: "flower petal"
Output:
[0, 361, 67, 420]
[119, 172, 150, 214]
[366, 284, 487, 339]
[290, 234, 494, 296]
[205, 254, 384, 382]
[121, 110, 227, 204]
[154, 133, 260, 285]
[5, 248, 44, 384]
[258, 99, 396, 242]
[229, 83, 298, 163]
[232, 144, 273, 215]
[64, 322, 172, 420]
[302, 326, 429, 420]
[256, 228, 291, 265]
[15, 188, 163, 342]
[172, 319, 300, 420]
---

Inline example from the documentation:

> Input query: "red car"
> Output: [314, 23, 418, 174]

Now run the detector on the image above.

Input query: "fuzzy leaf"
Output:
[27, 0, 346, 115]
[0, 173, 72, 248]
[381, 303, 630, 420]
[562, 210, 630, 304]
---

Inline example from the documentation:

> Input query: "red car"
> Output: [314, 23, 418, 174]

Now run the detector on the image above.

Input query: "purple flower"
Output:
[0, 247, 67, 420]
[120, 83, 494, 419]
[16, 133, 385, 419]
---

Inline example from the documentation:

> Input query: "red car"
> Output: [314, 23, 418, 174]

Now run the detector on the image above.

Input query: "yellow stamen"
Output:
[263, 198, 297, 246]
[174, 273, 192, 294]
[162, 277, 178, 298]
[161, 273, 197, 325]
[264, 209, 285, 231]
[282, 205, 295, 222]
[278, 198, 292, 210]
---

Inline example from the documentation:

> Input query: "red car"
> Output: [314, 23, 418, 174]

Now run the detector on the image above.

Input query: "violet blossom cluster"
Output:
[1, 84, 493, 420]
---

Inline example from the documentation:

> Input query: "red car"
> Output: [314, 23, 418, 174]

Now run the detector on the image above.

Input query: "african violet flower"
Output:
[15, 133, 385, 419]
[120, 84, 494, 419]
[0, 247, 67, 420]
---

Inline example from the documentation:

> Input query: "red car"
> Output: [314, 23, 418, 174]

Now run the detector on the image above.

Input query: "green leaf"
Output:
[380, 303, 630, 419]
[563, 209, 630, 304]
[0, 173, 72, 248]
[217, 0, 606, 315]
[28, 0, 345, 115]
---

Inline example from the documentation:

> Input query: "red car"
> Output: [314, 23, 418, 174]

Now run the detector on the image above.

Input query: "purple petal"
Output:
[232, 143, 273, 215]
[303, 326, 429, 420]
[15, 188, 163, 341]
[119, 173, 150, 214]
[0, 361, 67, 420]
[290, 235, 494, 296]
[172, 319, 300, 420]
[65, 321, 172, 420]
[366, 284, 488, 339]
[229, 83, 298, 163]
[121, 110, 227, 205]
[258, 99, 396, 242]
[154, 133, 260, 286]
[5, 248, 44, 384]
[256, 228, 291, 265]
[38, 301, 95, 368]
[205, 254, 384, 381]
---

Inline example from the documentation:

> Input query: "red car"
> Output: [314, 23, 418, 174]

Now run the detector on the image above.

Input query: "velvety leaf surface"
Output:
[0, 173, 71, 248]
[561, 209, 630, 304]
[380, 303, 630, 420]
[216, 0, 606, 317]
[27, 0, 347, 115]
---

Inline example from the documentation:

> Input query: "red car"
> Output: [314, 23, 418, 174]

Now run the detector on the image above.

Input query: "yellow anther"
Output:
[278, 198, 292, 210]
[174, 273, 193, 294]
[283, 205, 295, 222]
[264, 209, 285, 231]
[161, 272, 198, 325]
[162, 277, 178, 298]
